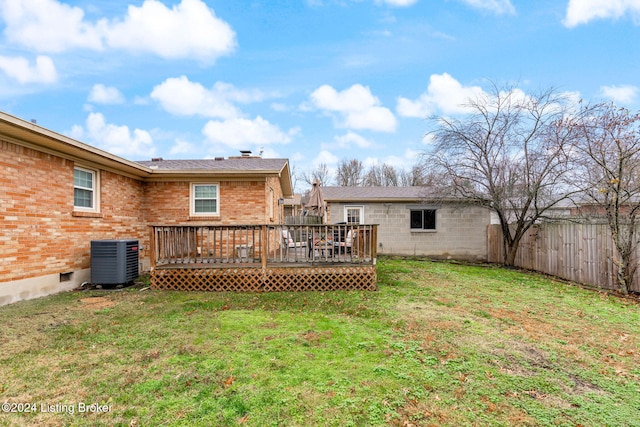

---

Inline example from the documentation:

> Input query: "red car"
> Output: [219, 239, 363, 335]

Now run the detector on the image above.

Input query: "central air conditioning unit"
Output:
[91, 240, 139, 285]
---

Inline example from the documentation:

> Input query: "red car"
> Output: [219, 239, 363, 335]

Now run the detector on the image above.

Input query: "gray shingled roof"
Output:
[321, 186, 439, 201]
[136, 158, 288, 171]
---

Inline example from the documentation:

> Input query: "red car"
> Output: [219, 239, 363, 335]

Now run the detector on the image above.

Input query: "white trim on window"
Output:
[73, 166, 100, 212]
[344, 205, 364, 224]
[190, 183, 220, 216]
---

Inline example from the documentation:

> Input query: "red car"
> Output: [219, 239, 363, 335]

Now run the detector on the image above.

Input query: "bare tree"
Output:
[399, 165, 430, 186]
[426, 84, 587, 266]
[572, 103, 640, 294]
[336, 159, 364, 186]
[363, 164, 384, 186]
[364, 163, 399, 186]
[289, 163, 299, 193]
[382, 164, 399, 186]
[300, 163, 332, 187]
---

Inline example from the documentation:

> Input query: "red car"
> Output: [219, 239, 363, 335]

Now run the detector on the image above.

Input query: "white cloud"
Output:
[564, 0, 640, 27]
[0, 0, 236, 61]
[312, 84, 377, 111]
[422, 133, 436, 145]
[151, 76, 237, 119]
[310, 84, 397, 132]
[0, 0, 103, 52]
[600, 84, 639, 104]
[169, 139, 196, 156]
[460, 0, 515, 15]
[88, 84, 125, 104]
[396, 97, 428, 118]
[559, 90, 583, 107]
[403, 148, 422, 163]
[347, 107, 397, 131]
[70, 112, 155, 159]
[151, 76, 266, 119]
[202, 116, 298, 148]
[105, 0, 236, 61]
[398, 74, 581, 120]
[211, 81, 268, 104]
[0, 55, 57, 84]
[363, 148, 422, 170]
[334, 131, 374, 149]
[290, 151, 305, 162]
[357, 151, 424, 186]
[312, 150, 339, 167]
[397, 73, 485, 117]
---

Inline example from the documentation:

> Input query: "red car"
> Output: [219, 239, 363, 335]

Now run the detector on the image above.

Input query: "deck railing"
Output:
[150, 224, 377, 267]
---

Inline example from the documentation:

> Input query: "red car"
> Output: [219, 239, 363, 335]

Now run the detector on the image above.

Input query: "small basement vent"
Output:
[91, 240, 139, 285]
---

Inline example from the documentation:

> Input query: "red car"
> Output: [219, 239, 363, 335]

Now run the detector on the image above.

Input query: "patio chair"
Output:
[282, 229, 306, 256]
[333, 226, 353, 255]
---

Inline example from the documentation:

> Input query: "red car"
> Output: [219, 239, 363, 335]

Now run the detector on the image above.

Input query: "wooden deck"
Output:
[149, 224, 378, 292]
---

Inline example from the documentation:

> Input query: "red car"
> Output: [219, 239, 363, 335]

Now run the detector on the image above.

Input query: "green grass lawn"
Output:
[1, 257, 639, 426]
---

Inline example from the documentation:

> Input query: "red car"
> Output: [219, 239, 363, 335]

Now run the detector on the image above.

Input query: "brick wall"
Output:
[0, 140, 147, 283]
[1, 138, 287, 298]
[144, 178, 284, 225]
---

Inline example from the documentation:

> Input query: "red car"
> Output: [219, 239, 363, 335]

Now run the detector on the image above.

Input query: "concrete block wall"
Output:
[328, 201, 490, 261]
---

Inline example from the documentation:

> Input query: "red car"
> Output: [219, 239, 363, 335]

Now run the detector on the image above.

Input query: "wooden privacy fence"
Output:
[487, 223, 640, 293]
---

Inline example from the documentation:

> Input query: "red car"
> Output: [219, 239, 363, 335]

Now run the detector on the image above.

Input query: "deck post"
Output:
[371, 225, 378, 264]
[149, 226, 157, 269]
[261, 225, 268, 270]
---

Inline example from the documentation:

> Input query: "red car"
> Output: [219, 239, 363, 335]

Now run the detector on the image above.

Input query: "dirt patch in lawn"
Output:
[78, 297, 115, 310]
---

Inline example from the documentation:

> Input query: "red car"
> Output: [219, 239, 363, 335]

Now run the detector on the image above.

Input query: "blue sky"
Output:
[1, 0, 639, 190]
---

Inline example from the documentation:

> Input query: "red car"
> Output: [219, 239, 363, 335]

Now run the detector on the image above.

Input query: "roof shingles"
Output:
[136, 158, 288, 171]
[321, 186, 436, 201]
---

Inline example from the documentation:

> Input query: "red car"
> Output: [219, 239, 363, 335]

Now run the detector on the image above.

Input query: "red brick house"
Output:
[0, 111, 292, 305]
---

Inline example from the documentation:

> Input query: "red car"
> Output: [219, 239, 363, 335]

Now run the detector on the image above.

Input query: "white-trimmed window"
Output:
[74, 167, 98, 211]
[344, 206, 363, 224]
[191, 183, 219, 216]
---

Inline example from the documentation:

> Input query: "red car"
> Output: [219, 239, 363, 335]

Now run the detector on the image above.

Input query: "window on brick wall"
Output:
[410, 209, 436, 230]
[74, 167, 99, 211]
[191, 183, 219, 216]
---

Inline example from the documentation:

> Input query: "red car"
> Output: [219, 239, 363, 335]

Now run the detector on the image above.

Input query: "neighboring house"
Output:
[322, 186, 492, 261]
[490, 198, 574, 225]
[569, 199, 636, 220]
[0, 111, 292, 305]
[282, 193, 303, 219]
